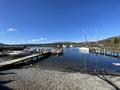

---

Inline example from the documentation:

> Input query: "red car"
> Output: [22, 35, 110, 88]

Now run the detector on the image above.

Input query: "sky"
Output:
[0, 0, 120, 44]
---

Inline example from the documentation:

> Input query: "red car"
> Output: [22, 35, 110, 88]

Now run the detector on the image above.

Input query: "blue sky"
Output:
[0, 0, 120, 44]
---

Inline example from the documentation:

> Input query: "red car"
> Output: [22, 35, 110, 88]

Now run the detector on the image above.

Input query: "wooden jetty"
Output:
[0, 52, 51, 67]
[90, 47, 120, 58]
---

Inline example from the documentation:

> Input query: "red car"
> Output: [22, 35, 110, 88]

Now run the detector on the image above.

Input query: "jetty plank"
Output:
[0, 54, 40, 66]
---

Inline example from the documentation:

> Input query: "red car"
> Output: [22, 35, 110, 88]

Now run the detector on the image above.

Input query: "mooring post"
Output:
[116, 52, 118, 58]
[104, 48, 106, 56]
[113, 51, 115, 57]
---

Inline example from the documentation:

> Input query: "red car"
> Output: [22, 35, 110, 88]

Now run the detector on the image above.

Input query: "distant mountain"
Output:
[0, 43, 4, 45]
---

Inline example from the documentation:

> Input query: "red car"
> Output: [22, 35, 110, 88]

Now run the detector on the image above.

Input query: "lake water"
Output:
[31, 48, 120, 75]
[0, 47, 120, 75]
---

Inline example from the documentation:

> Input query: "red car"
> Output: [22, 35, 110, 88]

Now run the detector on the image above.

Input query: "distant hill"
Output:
[23, 36, 120, 47]
[0, 43, 4, 45]
[99, 36, 120, 42]
[0, 36, 120, 47]
[97, 36, 120, 47]
[74, 36, 120, 47]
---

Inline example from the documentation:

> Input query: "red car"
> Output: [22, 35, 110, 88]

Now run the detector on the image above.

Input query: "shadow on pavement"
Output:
[0, 72, 15, 90]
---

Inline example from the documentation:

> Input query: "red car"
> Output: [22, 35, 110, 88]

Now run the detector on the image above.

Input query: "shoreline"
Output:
[0, 67, 120, 90]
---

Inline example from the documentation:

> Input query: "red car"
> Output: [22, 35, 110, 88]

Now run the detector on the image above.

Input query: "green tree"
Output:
[113, 37, 119, 44]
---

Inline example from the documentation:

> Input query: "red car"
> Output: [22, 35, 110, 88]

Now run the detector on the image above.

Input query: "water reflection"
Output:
[31, 48, 120, 75]
[52, 53, 63, 56]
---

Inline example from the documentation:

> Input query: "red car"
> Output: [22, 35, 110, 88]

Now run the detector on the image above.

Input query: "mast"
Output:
[84, 30, 88, 47]
[96, 31, 98, 47]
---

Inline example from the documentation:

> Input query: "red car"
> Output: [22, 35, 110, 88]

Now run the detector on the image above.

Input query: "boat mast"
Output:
[96, 31, 98, 47]
[84, 31, 88, 47]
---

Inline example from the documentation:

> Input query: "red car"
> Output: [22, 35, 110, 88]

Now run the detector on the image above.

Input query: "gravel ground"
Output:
[0, 68, 120, 90]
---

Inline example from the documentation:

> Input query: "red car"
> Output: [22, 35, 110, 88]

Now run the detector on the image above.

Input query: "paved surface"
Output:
[0, 68, 120, 90]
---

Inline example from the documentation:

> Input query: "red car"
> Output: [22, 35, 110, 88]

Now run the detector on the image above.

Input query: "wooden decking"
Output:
[0, 54, 40, 67]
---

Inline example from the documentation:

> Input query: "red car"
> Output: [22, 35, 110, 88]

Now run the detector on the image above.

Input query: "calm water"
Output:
[1, 47, 120, 75]
[32, 48, 120, 75]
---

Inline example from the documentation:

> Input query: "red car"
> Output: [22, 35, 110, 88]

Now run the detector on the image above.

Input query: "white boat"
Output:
[7, 50, 30, 56]
[70, 45, 73, 48]
[79, 47, 89, 52]
[113, 63, 120, 66]
[62, 45, 66, 48]
[78, 31, 89, 53]
[52, 48, 63, 54]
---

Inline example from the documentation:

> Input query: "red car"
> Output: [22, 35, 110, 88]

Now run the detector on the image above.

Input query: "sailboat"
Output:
[79, 47, 89, 52]
[79, 31, 89, 53]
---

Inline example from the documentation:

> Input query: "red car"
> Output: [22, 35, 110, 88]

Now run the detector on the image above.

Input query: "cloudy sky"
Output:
[0, 0, 120, 44]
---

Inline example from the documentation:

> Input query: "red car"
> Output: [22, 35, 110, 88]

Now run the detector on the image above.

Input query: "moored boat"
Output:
[79, 47, 89, 52]
[52, 48, 63, 55]
[6, 50, 31, 56]
[113, 63, 120, 66]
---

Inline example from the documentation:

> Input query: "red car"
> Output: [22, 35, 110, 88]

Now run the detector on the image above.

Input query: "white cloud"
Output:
[7, 28, 16, 32]
[31, 39, 39, 42]
[28, 38, 48, 43]
[40, 38, 48, 40]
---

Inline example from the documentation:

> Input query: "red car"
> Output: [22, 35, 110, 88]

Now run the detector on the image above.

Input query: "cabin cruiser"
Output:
[52, 48, 63, 54]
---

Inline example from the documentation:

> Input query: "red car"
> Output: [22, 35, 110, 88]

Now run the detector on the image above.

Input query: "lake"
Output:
[31, 47, 120, 75]
[0, 47, 120, 75]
